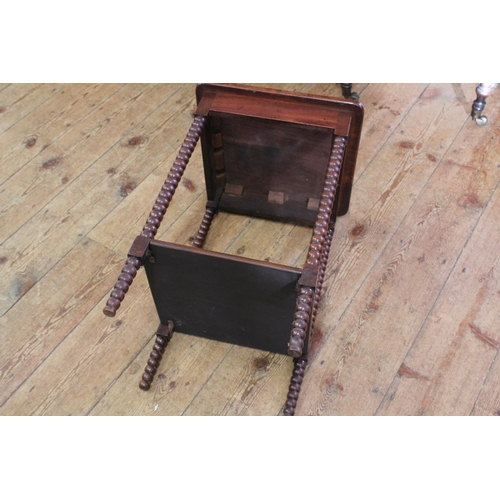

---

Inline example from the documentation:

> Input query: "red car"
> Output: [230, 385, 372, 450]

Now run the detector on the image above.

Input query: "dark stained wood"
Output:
[103, 256, 142, 317]
[139, 321, 174, 391]
[195, 83, 363, 217]
[288, 136, 346, 357]
[284, 358, 307, 416]
[128, 235, 152, 260]
[196, 83, 356, 132]
[144, 240, 302, 356]
[141, 115, 207, 239]
[310, 226, 335, 334]
[100, 83, 364, 413]
[102, 115, 206, 317]
[215, 113, 335, 226]
[287, 287, 314, 358]
[192, 206, 217, 248]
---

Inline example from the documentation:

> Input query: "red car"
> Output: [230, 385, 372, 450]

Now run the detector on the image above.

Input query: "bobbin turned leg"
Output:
[288, 287, 314, 358]
[284, 358, 307, 416]
[285, 137, 347, 415]
[288, 136, 347, 358]
[140, 115, 207, 240]
[139, 321, 174, 391]
[311, 226, 335, 326]
[103, 256, 142, 317]
[471, 83, 498, 126]
[193, 206, 217, 248]
[102, 115, 206, 317]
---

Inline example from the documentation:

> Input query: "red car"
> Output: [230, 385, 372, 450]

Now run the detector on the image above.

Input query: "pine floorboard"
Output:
[1, 83, 499, 416]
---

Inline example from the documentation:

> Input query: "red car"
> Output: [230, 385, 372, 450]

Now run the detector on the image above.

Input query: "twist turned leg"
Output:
[139, 322, 174, 391]
[284, 358, 308, 416]
[471, 83, 498, 126]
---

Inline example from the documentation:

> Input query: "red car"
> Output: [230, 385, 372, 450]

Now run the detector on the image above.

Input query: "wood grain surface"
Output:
[1, 82, 499, 416]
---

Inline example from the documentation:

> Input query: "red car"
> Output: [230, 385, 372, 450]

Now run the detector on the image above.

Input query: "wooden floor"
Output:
[1, 83, 499, 416]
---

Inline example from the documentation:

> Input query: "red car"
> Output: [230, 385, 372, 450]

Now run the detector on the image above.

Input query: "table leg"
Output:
[192, 206, 217, 248]
[284, 358, 308, 416]
[102, 116, 206, 317]
[340, 83, 359, 100]
[471, 83, 498, 126]
[288, 136, 346, 358]
[139, 321, 174, 391]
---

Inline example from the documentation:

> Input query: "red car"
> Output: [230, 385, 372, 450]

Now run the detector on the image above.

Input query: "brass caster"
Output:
[473, 115, 488, 126]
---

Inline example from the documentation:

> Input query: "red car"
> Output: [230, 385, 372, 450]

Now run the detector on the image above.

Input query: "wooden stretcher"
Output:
[102, 84, 364, 415]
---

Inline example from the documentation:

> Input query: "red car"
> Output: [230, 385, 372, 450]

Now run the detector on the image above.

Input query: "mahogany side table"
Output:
[102, 84, 364, 415]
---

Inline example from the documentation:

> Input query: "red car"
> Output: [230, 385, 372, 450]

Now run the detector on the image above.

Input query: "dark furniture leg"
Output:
[285, 137, 346, 415]
[139, 321, 174, 391]
[102, 256, 142, 317]
[103, 115, 206, 317]
[340, 83, 359, 101]
[192, 206, 217, 248]
[471, 83, 498, 126]
[311, 226, 335, 326]
[282, 230, 335, 416]
[284, 358, 307, 416]
[288, 136, 346, 358]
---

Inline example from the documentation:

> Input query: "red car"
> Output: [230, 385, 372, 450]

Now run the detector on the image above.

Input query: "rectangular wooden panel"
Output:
[195, 83, 355, 132]
[144, 241, 304, 355]
[217, 113, 334, 226]
[195, 83, 364, 217]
